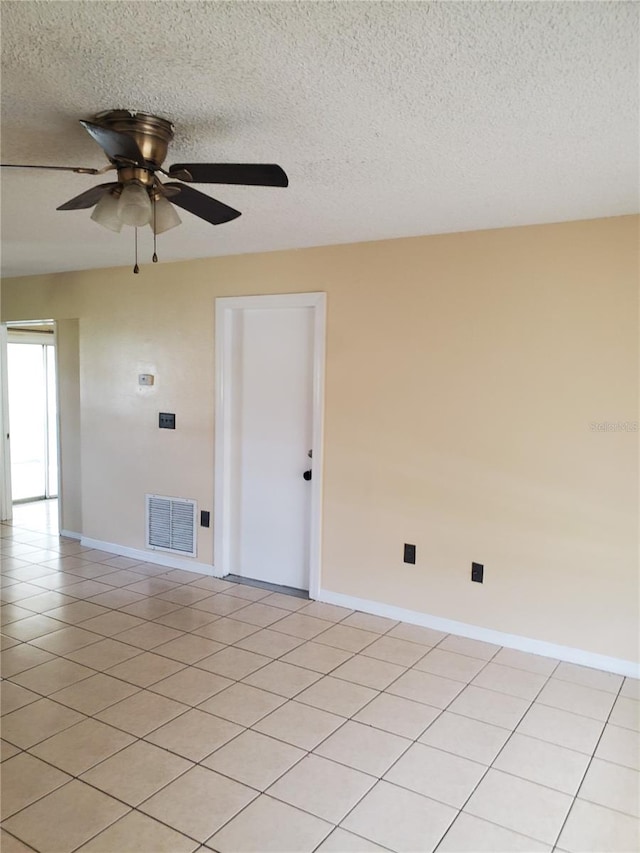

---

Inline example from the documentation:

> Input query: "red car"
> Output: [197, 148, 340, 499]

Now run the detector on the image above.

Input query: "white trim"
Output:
[0, 326, 12, 521]
[308, 295, 326, 599]
[60, 529, 82, 540]
[52, 322, 63, 527]
[317, 588, 640, 678]
[214, 292, 326, 595]
[214, 301, 233, 576]
[2, 322, 60, 516]
[81, 536, 219, 576]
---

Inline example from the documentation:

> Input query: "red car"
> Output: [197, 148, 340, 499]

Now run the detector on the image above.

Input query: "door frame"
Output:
[214, 292, 326, 597]
[0, 325, 12, 521]
[2, 321, 62, 525]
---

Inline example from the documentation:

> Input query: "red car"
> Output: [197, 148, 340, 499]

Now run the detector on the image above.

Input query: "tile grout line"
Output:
[430, 655, 560, 852]
[549, 677, 628, 852]
[306, 644, 505, 851]
[0, 825, 41, 852]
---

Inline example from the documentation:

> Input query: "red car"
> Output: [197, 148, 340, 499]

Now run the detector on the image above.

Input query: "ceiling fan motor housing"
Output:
[93, 110, 174, 170]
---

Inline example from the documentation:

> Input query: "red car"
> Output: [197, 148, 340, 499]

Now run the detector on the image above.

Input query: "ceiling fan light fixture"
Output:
[152, 196, 181, 234]
[90, 190, 123, 232]
[117, 182, 152, 227]
[2, 110, 289, 273]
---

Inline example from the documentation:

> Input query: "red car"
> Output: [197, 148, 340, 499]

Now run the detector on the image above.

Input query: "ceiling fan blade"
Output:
[164, 183, 241, 225]
[56, 182, 119, 211]
[1, 163, 102, 174]
[80, 120, 145, 165]
[168, 163, 289, 187]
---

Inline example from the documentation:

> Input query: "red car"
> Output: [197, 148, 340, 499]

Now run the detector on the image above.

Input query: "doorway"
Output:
[6, 326, 59, 507]
[214, 293, 326, 596]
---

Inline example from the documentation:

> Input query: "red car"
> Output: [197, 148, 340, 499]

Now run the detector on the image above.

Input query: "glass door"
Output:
[7, 340, 58, 502]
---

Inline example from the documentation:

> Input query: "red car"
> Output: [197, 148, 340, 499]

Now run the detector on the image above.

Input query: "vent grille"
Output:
[146, 494, 197, 557]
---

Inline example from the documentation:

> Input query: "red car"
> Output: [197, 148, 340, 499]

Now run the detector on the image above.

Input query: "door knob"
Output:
[303, 469, 312, 481]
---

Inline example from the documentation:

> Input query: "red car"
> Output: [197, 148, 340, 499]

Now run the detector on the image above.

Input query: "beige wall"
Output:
[2, 216, 638, 662]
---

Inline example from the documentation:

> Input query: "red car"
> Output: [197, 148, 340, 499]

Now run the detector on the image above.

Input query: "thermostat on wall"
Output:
[138, 374, 154, 386]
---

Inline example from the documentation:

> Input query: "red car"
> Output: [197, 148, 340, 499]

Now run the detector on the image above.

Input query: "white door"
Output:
[215, 293, 326, 593]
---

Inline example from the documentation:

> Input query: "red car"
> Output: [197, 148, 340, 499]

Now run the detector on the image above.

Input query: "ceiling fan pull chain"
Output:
[152, 194, 158, 263]
[133, 227, 140, 274]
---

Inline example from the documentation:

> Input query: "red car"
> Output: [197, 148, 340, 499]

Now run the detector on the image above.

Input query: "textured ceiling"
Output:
[1, 0, 638, 278]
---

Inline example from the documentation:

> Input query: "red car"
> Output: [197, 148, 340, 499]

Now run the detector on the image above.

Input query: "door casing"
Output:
[214, 292, 326, 598]
[1, 321, 61, 525]
[0, 325, 12, 521]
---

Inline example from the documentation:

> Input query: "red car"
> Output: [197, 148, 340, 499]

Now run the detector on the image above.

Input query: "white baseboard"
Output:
[317, 588, 640, 679]
[60, 529, 82, 540]
[64, 536, 639, 678]
[80, 536, 219, 577]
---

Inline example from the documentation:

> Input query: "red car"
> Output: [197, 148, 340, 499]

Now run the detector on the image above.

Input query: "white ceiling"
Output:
[1, 1, 638, 278]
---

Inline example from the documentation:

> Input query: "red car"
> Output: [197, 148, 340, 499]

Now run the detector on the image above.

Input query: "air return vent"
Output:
[145, 494, 197, 557]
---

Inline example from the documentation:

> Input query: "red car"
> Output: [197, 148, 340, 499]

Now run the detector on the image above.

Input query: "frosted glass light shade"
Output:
[152, 196, 182, 234]
[117, 183, 152, 227]
[91, 191, 122, 232]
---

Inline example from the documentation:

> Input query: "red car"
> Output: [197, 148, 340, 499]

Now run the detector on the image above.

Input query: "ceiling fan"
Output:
[1, 109, 288, 271]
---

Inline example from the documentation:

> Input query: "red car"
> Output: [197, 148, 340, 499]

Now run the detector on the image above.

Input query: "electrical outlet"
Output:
[159, 412, 176, 430]
[404, 543, 416, 564]
[471, 562, 484, 583]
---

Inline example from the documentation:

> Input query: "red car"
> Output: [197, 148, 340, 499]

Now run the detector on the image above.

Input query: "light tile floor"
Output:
[1, 501, 639, 852]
